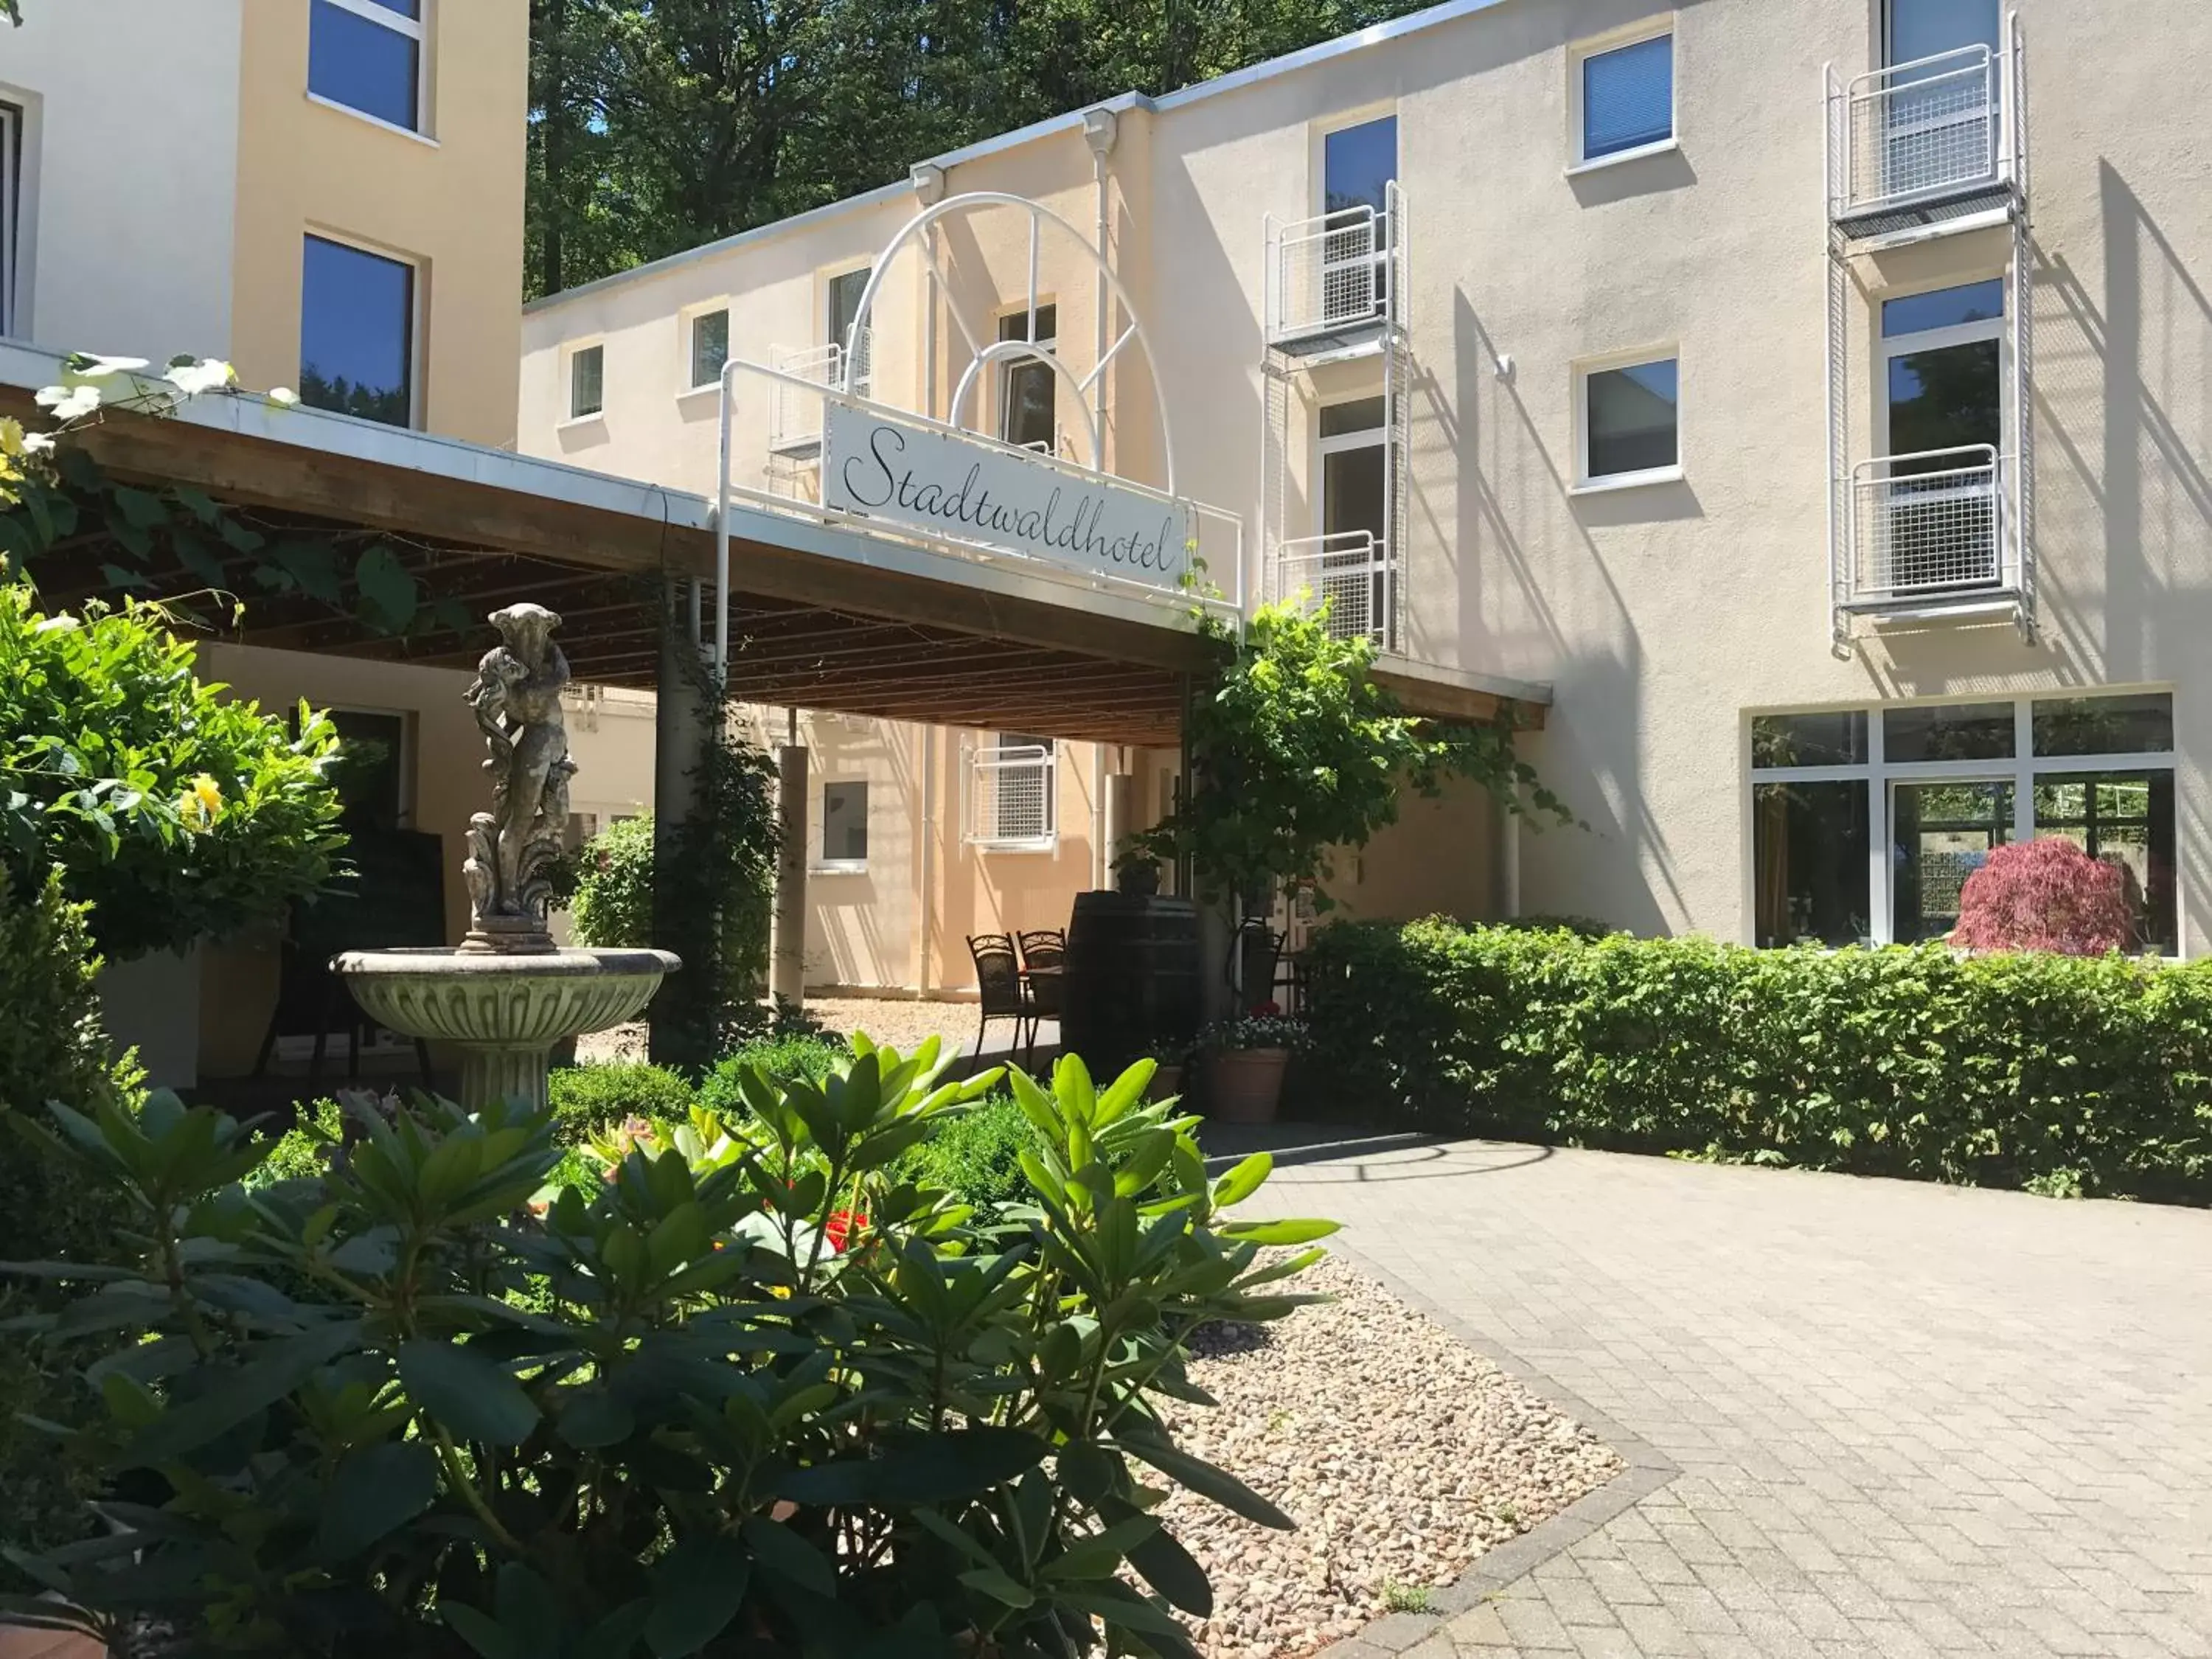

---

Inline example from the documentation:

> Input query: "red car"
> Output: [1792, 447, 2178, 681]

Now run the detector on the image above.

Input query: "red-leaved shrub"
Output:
[1952, 836, 2140, 955]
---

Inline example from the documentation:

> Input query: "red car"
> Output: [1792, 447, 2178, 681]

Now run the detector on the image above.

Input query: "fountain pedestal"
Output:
[333, 604, 681, 1111]
[333, 947, 677, 1110]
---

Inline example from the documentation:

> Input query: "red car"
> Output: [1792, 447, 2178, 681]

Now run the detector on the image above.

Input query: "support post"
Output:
[772, 743, 810, 1007]
[650, 580, 718, 1069]
[1102, 771, 1135, 886]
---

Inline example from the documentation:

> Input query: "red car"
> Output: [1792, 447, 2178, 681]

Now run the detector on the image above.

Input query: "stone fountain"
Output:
[333, 604, 678, 1110]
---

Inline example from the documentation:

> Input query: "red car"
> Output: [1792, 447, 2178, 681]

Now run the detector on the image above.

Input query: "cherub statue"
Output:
[460, 603, 577, 952]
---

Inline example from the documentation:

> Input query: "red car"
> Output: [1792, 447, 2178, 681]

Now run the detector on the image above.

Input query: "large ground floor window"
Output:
[1750, 692, 2178, 953]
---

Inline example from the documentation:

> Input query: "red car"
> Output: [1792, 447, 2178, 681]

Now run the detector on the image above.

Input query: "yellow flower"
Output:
[181, 775, 223, 828]
[0, 417, 21, 458]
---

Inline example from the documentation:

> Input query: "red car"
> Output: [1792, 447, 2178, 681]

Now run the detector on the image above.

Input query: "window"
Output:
[1749, 693, 2178, 953]
[308, 0, 425, 133]
[1322, 115, 1397, 319]
[998, 305, 1058, 453]
[1575, 29, 1674, 165]
[969, 738, 1057, 847]
[1312, 396, 1391, 642]
[0, 101, 19, 338]
[568, 344, 604, 420]
[826, 268, 870, 394]
[1579, 354, 1680, 484]
[1877, 278, 2004, 588]
[689, 308, 729, 390]
[299, 234, 416, 428]
[324, 709, 411, 832]
[1886, 0, 2000, 69]
[821, 782, 868, 869]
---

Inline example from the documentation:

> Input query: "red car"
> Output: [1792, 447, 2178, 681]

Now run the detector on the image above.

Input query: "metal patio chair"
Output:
[967, 933, 1037, 1062]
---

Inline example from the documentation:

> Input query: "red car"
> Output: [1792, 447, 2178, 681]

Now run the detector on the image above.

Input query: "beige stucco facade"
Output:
[4, 1, 532, 1080]
[522, 0, 2212, 962]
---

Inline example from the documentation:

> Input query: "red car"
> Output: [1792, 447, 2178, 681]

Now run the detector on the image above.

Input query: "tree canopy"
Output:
[528, 0, 1440, 298]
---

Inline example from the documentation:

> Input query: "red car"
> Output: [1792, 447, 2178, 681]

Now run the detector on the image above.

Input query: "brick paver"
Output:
[1230, 1135, 2212, 1658]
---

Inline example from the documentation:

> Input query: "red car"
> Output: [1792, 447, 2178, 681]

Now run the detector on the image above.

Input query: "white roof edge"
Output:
[523, 0, 1512, 313]
[0, 339, 709, 529]
[0, 340, 1208, 639]
[522, 178, 917, 316]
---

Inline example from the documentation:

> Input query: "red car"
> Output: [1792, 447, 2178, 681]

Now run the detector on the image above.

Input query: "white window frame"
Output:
[1875, 274, 2008, 461]
[1315, 396, 1388, 538]
[824, 265, 872, 397]
[322, 703, 419, 828]
[563, 338, 605, 425]
[307, 0, 434, 142]
[966, 738, 1059, 852]
[301, 229, 424, 431]
[1568, 17, 1678, 174]
[1573, 345, 1683, 492]
[681, 302, 732, 395]
[817, 779, 869, 874]
[1746, 692, 2180, 954]
[0, 101, 20, 339]
[996, 304, 1059, 454]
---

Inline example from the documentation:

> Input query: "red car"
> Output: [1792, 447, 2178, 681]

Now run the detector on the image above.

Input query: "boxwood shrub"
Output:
[1301, 917, 2212, 1203]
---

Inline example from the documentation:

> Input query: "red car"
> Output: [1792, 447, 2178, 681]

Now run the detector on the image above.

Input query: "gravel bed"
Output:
[576, 996, 1048, 1069]
[1158, 1253, 1622, 1658]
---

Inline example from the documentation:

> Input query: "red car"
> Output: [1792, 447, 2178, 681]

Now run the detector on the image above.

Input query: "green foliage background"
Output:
[526, 0, 1447, 297]
[0, 586, 345, 959]
[0, 871, 144, 1566]
[1301, 917, 2212, 1203]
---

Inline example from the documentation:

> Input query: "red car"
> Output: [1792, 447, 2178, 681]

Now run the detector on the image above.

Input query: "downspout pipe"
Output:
[1083, 108, 1118, 894]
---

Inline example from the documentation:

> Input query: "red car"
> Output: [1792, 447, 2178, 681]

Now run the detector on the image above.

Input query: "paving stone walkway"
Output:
[1226, 1133, 2212, 1658]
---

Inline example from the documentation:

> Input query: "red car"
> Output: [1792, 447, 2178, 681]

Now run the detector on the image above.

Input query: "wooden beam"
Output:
[1371, 666, 1548, 732]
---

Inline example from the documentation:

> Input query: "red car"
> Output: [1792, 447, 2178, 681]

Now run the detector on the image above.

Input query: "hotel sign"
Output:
[822, 404, 1192, 594]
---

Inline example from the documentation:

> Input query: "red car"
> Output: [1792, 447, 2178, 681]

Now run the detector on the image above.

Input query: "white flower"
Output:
[164, 358, 237, 397]
[20, 431, 55, 456]
[33, 616, 80, 635]
[265, 387, 299, 408]
[34, 384, 103, 422]
[72, 354, 151, 378]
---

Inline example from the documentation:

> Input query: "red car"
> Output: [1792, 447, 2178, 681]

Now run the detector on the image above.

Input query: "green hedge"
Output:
[1301, 918, 2212, 1203]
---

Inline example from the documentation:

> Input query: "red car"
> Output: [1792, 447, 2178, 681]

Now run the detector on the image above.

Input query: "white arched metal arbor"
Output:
[834, 191, 1180, 496]
[712, 190, 1238, 675]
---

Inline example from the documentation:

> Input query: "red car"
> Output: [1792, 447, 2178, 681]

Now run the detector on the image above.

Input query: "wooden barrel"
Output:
[1060, 891, 1203, 1078]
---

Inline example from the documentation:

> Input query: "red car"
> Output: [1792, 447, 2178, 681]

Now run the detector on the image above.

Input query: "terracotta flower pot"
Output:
[1147, 1062, 1183, 1103]
[1204, 1047, 1289, 1124]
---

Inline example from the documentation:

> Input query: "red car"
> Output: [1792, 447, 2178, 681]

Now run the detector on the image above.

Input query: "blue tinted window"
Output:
[1324, 116, 1397, 218]
[364, 0, 421, 14]
[300, 235, 415, 428]
[1888, 0, 1999, 65]
[1587, 358, 1679, 477]
[308, 0, 420, 131]
[1583, 34, 1673, 159]
[1882, 279, 2004, 336]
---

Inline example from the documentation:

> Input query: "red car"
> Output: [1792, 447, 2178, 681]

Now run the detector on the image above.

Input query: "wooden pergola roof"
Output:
[2, 382, 1545, 748]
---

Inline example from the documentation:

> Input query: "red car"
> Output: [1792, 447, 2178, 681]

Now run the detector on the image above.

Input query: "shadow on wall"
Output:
[1434, 287, 1683, 936]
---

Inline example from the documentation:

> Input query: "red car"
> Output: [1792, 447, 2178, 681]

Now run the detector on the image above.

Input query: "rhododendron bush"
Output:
[0, 1038, 1337, 1656]
[1952, 836, 2142, 956]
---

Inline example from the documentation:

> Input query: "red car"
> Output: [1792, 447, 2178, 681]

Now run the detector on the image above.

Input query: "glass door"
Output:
[1321, 116, 1396, 322]
[1316, 397, 1388, 641]
[1890, 777, 2015, 942]
[1881, 0, 2002, 202]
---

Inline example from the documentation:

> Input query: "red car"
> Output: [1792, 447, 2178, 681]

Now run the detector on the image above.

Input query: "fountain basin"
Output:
[333, 947, 678, 1110]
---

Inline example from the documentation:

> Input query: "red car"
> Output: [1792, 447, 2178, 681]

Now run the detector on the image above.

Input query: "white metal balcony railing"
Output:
[766, 332, 871, 455]
[1832, 43, 2007, 225]
[1267, 531, 1397, 647]
[1266, 182, 1402, 349]
[1844, 445, 2014, 608]
[964, 743, 1057, 848]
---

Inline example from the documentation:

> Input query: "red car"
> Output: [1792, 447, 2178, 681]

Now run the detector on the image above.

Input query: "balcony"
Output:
[765, 332, 871, 456]
[1265, 182, 1403, 356]
[1840, 445, 2017, 614]
[964, 741, 1057, 849]
[1826, 35, 2020, 245]
[1267, 531, 1398, 649]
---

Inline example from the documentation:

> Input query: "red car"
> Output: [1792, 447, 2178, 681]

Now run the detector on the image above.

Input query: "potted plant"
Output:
[1143, 1036, 1190, 1103]
[1197, 1001, 1307, 1124]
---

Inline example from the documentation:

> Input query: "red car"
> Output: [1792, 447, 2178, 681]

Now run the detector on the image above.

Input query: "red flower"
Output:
[1251, 1001, 1281, 1018]
[824, 1209, 868, 1253]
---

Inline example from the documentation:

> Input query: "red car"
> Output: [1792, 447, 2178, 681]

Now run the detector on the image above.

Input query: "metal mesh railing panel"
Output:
[1843, 49, 1999, 215]
[1850, 451, 2006, 599]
